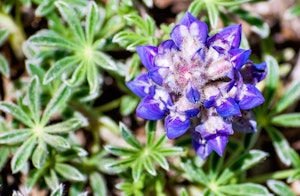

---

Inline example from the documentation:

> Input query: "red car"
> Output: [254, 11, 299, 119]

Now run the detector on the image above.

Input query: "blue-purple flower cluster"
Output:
[127, 12, 267, 159]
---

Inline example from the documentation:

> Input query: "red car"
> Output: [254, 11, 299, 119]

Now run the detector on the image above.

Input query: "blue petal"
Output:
[191, 131, 213, 160]
[204, 96, 217, 108]
[216, 97, 241, 117]
[165, 114, 190, 139]
[136, 96, 168, 120]
[240, 61, 267, 84]
[179, 12, 198, 26]
[186, 82, 201, 104]
[158, 40, 177, 53]
[229, 48, 251, 69]
[206, 133, 229, 157]
[136, 46, 158, 70]
[185, 109, 200, 117]
[170, 24, 186, 49]
[232, 111, 257, 133]
[208, 24, 242, 49]
[237, 84, 265, 110]
[148, 66, 168, 86]
[126, 74, 152, 98]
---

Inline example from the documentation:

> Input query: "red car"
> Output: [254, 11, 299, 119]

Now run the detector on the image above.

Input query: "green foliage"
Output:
[106, 121, 183, 182]
[0, 77, 82, 174]
[28, 1, 117, 96]
[0, 0, 299, 195]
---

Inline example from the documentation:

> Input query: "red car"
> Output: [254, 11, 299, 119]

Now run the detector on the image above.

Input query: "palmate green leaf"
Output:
[90, 172, 107, 196]
[26, 167, 47, 190]
[0, 148, 9, 170]
[26, 62, 46, 80]
[145, 15, 156, 37]
[50, 184, 64, 196]
[44, 118, 82, 134]
[35, 0, 55, 16]
[41, 85, 71, 126]
[28, 76, 40, 124]
[87, 61, 99, 94]
[85, 2, 99, 44]
[132, 159, 143, 182]
[93, 51, 117, 71]
[11, 135, 36, 173]
[219, 183, 270, 196]
[99, 15, 124, 39]
[144, 157, 157, 176]
[104, 145, 138, 156]
[0, 29, 9, 46]
[0, 102, 34, 127]
[264, 55, 280, 106]
[289, 148, 300, 168]
[120, 95, 139, 116]
[113, 31, 140, 46]
[55, 1, 85, 44]
[55, 163, 85, 181]
[0, 55, 9, 77]
[42, 133, 70, 151]
[29, 31, 78, 50]
[120, 122, 142, 149]
[273, 79, 300, 114]
[232, 8, 269, 38]
[126, 38, 150, 51]
[107, 157, 137, 170]
[206, 2, 219, 29]
[288, 170, 300, 183]
[146, 121, 156, 145]
[267, 180, 296, 196]
[188, 1, 205, 17]
[44, 56, 80, 84]
[218, 150, 268, 185]
[266, 126, 292, 166]
[0, 129, 32, 144]
[124, 14, 147, 32]
[271, 113, 300, 127]
[66, 62, 86, 87]
[181, 159, 208, 185]
[151, 152, 169, 170]
[45, 169, 59, 190]
[32, 140, 47, 169]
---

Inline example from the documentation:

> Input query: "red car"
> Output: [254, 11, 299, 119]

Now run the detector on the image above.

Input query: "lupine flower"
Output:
[127, 12, 267, 159]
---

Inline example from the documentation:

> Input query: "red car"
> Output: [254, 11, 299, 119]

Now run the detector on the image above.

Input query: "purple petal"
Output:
[208, 24, 242, 49]
[204, 96, 217, 108]
[186, 82, 201, 104]
[148, 67, 168, 86]
[179, 12, 198, 26]
[206, 133, 229, 156]
[126, 74, 152, 98]
[158, 40, 177, 53]
[237, 84, 265, 110]
[215, 97, 241, 117]
[136, 96, 168, 120]
[165, 114, 190, 139]
[240, 61, 267, 84]
[229, 48, 251, 70]
[136, 46, 158, 70]
[191, 131, 213, 160]
[170, 24, 187, 49]
[232, 111, 257, 133]
[189, 21, 208, 43]
[185, 109, 200, 117]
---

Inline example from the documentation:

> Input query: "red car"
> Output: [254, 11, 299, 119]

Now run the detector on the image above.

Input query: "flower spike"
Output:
[127, 12, 266, 159]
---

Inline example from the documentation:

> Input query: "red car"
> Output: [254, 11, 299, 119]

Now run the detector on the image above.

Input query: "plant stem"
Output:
[246, 169, 297, 183]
